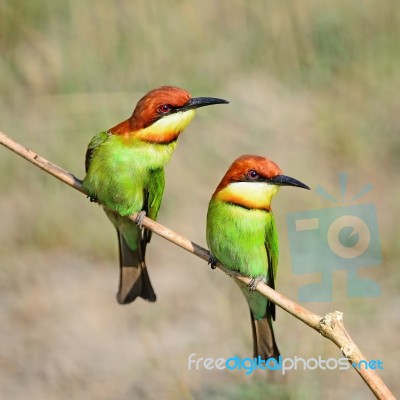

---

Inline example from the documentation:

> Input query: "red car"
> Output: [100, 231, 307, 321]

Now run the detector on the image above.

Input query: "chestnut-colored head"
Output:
[110, 86, 228, 143]
[213, 155, 309, 211]
[131, 86, 192, 130]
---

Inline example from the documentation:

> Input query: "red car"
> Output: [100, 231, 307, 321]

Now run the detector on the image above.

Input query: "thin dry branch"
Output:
[0, 130, 394, 400]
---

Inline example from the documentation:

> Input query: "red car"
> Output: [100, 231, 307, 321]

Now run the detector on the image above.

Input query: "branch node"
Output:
[319, 311, 343, 328]
[341, 343, 356, 358]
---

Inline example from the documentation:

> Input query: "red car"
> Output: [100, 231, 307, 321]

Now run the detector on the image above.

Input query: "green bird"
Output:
[206, 154, 309, 359]
[83, 86, 228, 304]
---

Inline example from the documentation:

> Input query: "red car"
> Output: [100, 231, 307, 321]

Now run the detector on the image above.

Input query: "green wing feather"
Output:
[143, 168, 165, 244]
[85, 131, 110, 173]
[265, 213, 279, 320]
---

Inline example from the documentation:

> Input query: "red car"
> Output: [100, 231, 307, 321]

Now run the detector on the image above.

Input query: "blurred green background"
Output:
[1, 1, 399, 399]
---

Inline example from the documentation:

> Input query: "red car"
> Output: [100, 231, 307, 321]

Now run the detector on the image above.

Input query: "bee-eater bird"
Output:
[83, 86, 228, 305]
[206, 155, 309, 360]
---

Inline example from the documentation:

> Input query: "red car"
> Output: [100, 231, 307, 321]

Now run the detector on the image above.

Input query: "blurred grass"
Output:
[1, 0, 399, 399]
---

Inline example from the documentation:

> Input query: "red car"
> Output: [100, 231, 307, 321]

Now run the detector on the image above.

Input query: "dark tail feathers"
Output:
[116, 231, 156, 304]
[250, 311, 280, 361]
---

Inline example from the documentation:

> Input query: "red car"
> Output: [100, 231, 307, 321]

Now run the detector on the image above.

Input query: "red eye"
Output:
[247, 170, 259, 180]
[158, 104, 171, 113]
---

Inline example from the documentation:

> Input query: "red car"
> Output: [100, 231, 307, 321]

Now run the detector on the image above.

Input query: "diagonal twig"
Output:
[0, 130, 395, 400]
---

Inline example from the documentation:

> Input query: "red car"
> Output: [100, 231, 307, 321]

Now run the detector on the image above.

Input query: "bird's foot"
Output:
[135, 211, 146, 228]
[208, 253, 218, 269]
[248, 276, 264, 291]
[87, 194, 98, 203]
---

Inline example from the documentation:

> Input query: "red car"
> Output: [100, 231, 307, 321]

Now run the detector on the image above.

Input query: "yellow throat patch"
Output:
[135, 109, 196, 143]
[216, 181, 279, 211]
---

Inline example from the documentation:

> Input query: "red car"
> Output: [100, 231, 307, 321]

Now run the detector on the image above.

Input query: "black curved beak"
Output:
[181, 96, 229, 111]
[269, 175, 310, 190]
